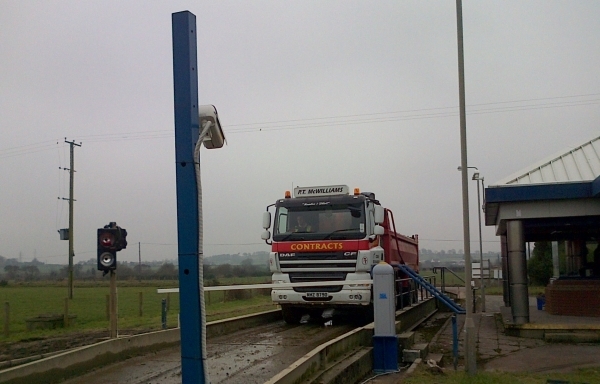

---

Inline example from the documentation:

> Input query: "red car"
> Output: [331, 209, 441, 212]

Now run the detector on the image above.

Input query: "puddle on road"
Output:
[208, 343, 282, 383]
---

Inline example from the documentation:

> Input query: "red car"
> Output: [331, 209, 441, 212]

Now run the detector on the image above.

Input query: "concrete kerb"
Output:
[0, 329, 181, 384]
[266, 298, 438, 384]
[266, 326, 373, 384]
[0, 309, 282, 384]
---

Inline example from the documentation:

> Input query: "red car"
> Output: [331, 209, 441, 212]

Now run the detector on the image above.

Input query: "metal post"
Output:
[476, 178, 485, 312]
[452, 314, 458, 370]
[172, 11, 206, 383]
[455, 0, 476, 374]
[109, 270, 117, 338]
[162, 298, 167, 329]
[552, 241, 560, 278]
[507, 220, 529, 324]
[3, 302, 9, 338]
[501, 235, 510, 306]
[139, 292, 143, 317]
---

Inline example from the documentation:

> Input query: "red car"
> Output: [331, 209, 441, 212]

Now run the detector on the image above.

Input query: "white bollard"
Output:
[372, 261, 398, 372]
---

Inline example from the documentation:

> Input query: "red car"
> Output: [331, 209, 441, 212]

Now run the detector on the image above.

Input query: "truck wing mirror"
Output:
[374, 225, 384, 236]
[261, 230, 271, 241]
[262, 211, 272, 229]
[374, 205, 385, 224]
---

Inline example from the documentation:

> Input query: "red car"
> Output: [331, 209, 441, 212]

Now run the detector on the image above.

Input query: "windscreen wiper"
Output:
[278, 232, 307, 242]
[322, 228, 356, 240]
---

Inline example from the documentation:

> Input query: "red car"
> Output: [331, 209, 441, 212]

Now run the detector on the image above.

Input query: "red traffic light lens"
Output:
[99, 232, 116, 247]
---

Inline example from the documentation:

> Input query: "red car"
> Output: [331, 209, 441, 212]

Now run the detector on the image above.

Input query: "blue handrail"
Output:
[393, 264, 465, 314]
[392, 263, 464, 370]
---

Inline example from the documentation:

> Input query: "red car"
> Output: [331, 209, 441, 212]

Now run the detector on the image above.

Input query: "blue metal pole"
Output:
[172, 11, 204, 383]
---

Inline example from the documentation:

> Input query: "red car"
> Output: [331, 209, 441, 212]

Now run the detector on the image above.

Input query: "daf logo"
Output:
[279, 253, 295, 258]
[344, 252, 357, 257]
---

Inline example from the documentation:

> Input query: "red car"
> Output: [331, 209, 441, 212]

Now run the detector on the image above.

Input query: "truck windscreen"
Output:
[273, 200, 365, 241]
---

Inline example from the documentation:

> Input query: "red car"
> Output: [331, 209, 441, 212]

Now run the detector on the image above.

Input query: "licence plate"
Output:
[306, 292, 328, 298]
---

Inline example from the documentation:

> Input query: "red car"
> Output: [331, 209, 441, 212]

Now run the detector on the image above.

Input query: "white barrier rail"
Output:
[157, 280, 373, 294]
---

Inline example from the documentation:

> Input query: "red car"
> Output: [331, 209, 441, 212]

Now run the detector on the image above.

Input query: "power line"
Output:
[227, 92, 600, 127]
[1, 93, 598, 157]
[419, 238, 500, 243]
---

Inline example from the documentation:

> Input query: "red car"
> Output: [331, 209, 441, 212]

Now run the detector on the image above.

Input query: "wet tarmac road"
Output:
[62, 320, 355, 384]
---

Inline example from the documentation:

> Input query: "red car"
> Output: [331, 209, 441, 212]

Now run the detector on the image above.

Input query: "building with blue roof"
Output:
[484, 135, 600, 323]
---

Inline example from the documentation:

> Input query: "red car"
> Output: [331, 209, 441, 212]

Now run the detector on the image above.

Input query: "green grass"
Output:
[0, 278, 273, 342]
[404, 364, 600, 383]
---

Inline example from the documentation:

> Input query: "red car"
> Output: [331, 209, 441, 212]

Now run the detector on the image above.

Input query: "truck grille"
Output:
[279, 252, 356, 292]
[288, 272, 347, 292]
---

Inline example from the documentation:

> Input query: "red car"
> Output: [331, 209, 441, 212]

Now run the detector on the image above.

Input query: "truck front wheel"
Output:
[281, 305, 303, 324]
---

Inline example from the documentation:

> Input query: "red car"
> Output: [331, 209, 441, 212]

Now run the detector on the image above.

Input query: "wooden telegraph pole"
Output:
[62, 139, 81, 300]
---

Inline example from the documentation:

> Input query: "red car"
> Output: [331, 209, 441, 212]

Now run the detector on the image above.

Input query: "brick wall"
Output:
[545, 280, 600, 317]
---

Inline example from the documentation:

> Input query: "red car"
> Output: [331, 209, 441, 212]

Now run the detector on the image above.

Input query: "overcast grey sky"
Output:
[1, 1, 599, 264]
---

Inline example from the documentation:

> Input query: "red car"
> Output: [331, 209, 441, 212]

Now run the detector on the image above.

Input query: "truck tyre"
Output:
[358, 305, 374, 325]
[281, 306, 303, 324]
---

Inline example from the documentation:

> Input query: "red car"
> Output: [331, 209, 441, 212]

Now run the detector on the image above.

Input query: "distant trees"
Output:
[22, 265, 40, 281]
[3, 265, 40, 281]
[4, 265, 19, 280]
[0, 251, 271, 282]
[154, 263, 177, 280]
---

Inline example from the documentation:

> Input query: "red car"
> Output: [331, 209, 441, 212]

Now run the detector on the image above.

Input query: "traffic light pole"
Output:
[172, 11, 206, 384]
[109, 270, 117, 338]
[97, 222, 126, 339]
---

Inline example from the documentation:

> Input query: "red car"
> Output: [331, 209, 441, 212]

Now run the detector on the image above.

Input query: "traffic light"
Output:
[97, 223, 127, 274]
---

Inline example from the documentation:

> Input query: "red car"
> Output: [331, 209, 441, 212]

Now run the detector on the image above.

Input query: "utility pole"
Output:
[63, 139, 81, 300]
[455, 0, 476, 375]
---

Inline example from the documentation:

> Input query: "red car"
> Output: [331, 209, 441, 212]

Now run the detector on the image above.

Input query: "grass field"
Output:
[0, 277, 273, 342]
[0, 275, 547, 344]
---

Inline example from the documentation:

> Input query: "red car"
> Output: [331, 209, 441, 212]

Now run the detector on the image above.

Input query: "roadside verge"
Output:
[0, 309, 281, 384]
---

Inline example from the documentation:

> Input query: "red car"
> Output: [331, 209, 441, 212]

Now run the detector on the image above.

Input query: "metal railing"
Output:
[394, 274, 437, 310]
[432, 266, 479, 313]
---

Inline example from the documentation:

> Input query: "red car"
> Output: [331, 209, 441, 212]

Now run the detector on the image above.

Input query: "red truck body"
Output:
[380, 209, 419, 273]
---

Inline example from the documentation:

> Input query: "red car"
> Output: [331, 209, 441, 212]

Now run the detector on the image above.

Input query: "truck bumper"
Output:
[271, 288, 372, 307]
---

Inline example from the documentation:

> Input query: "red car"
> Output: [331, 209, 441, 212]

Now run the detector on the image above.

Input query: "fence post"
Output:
[138, 292, 143, 317]
[161, 299, 167, 329]
[3, 302, 9, 338]
[64, 298, 69, 328]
